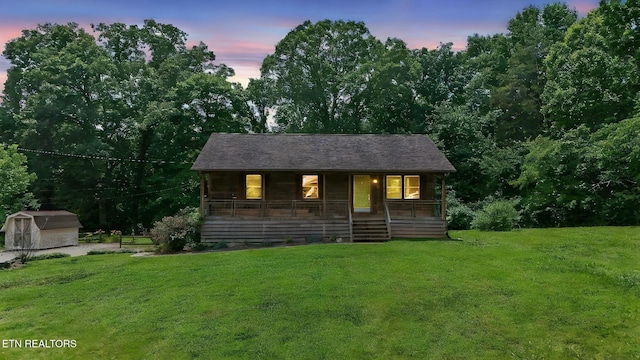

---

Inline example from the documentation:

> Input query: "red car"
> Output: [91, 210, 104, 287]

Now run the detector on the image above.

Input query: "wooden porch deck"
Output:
[200, 200, 447, 243]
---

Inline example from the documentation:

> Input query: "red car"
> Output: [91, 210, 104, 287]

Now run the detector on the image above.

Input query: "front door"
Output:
[353, 175, 371, 213]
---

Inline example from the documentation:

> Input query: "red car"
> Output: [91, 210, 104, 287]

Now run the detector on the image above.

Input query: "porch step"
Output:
[351, 219, 389, 242]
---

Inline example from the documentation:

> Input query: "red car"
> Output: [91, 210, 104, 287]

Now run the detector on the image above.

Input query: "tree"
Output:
[1, 23, 112, 224]
[587, 116, 640, 225]
[498, 3, 577, 141]
[514, 128, 596, 226]
[1, 21, 248, 231]
[365, 38, 422, 133]
[0, 144, 38, 221]
[412, 43, 468, 116]
[258, 19, 382, 133]
[515, 117, 640, 227]
[464, 3, 577, 142]
[542, 9, 638, 132]
[426, 104, 499, 203]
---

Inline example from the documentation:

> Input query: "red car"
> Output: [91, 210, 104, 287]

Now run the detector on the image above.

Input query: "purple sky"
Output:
[1, 0, 599, 92]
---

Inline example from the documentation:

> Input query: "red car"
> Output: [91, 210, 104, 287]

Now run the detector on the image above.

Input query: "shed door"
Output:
[14, 217, 32, 249]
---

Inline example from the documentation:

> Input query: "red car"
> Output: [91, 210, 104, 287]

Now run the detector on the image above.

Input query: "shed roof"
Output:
[191, 133, 456, 173]
[1, 211, 83, 231]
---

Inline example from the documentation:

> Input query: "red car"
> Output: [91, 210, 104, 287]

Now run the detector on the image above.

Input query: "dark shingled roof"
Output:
[192, 133, 456, 173]
[21, 211, 83, 230]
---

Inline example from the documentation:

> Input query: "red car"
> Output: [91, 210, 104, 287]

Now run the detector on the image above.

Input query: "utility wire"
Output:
[17, 147, 193, 165]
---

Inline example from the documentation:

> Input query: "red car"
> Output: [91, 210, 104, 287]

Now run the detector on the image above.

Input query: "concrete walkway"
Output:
[0, 243, 136, 263]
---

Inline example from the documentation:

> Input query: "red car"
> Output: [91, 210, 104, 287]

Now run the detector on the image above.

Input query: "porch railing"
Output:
[205, 200, 350, 219]
[385, 200, 441, 218]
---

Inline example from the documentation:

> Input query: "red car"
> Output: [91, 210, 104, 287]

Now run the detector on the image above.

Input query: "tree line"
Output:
[1, 0, 638, 231]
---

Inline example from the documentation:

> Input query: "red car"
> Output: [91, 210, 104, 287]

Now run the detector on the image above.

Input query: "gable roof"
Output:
[1, 211, 83, 232]
[191, 133, 456, 173]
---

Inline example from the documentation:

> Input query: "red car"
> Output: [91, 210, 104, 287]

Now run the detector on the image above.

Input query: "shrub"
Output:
[472, 199, 520, 231]
[87, 249, 136, 255]
[305, 235, 322, 243]
[29, 253, 70, 261]
[150, 207, 202, 253]
[446, 190, 475, 230]
[213, 241, 228, 250]
[191, 243, 211, 252]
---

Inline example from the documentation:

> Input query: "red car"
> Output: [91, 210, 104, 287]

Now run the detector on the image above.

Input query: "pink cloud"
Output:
[0, 72, 6, 95]
[568, 0, 598, 16]
[0, 25, 24, 96]
[369, 19, 505, 52]
[0, 25, 25, 50]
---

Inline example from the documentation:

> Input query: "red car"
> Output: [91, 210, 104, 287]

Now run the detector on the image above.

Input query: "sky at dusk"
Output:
[1, 0, 599, 92]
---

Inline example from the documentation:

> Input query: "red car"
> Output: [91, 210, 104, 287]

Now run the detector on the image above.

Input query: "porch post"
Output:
[322, 173, 327, 218]
[199, 172, 205, 216]
[441, 176, 446, 221]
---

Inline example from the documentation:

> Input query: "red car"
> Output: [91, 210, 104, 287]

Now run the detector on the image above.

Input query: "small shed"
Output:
[1, 211, 83, 250]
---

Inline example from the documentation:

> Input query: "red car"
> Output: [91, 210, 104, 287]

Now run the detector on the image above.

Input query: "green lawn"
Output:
[1, 227, 639, 359]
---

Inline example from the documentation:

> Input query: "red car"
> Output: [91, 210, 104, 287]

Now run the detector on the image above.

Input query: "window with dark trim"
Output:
[246, 174, 262, 199]
[386, 175, 402, 199]
[302, 175, 319, 199]
[404, 175, 420, 199]
[386, 175, 420, 199]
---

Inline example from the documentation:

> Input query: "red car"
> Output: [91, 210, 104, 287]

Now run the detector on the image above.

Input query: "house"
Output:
[1, 211, 83, 250]
[191, 133, 456, 243]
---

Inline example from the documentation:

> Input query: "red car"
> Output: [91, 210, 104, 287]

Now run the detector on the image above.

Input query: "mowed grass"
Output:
[1, 227, 639, 359]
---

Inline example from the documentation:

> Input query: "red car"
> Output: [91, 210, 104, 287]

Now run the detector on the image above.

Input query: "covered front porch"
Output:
[198, 171, 448, 243]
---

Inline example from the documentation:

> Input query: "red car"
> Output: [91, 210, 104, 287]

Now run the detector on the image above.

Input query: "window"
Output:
[386, 175, 420, 199]
[302, 175, 319, 199]
[404, 175, 420, 199]
[246, 174, 262, 199]
[386, 175, 402, 199]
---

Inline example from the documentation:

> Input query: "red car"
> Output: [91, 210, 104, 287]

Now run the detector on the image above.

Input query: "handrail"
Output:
[348, 206, 353, 242]
[383, 201, 392, 240]
[384, 200, 441, 219]
[205, 199, 349, 219]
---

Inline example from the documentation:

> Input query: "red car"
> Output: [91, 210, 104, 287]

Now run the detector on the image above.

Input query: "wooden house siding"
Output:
[194, 134, 456, 242]
[208, 172, 242, 199]
[266, 172, 298, 200]
[202, 218, 350, 243]
[324, 173, 349, 201]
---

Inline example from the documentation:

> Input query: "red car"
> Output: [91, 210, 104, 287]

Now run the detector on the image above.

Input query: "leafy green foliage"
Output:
[86, 249, 137, 255]
[150, 207, 202, 253]
[260, 19, 381, 133]
[587, 117, 640, 225]
[465, 3, 577, 143]
[472, 199, 521, 231]
[516, 118, 640, 226]
[515, 128, 595, 226]
[365, 38, 422, 133]
[1, 21, 248, 231]
[427, 104, 498, 203]
[445, 190, 475, 230]
[0, 144, 38, 220]
[29, 253, 71, 261]
[543, 9, 638, 132]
